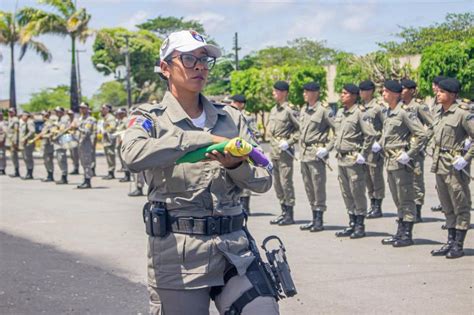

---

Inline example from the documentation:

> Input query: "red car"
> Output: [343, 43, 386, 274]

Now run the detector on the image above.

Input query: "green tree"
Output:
[418, 39, 474, 99]
[0, 10, 51, 110]
[137, 16, 206, 38]
[204, 57, 235, 96]
[21, 85, 70, 112]
[91, 81, 127, 109]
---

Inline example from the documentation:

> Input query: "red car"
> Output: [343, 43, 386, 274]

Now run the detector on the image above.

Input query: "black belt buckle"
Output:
[207, 217, 221, 235]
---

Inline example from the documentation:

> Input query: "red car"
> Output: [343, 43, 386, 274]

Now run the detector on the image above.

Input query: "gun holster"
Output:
[142, 202, 168, 237]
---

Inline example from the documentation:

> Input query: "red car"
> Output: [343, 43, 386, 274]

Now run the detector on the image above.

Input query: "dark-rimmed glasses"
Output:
[168, 53, 216, 70]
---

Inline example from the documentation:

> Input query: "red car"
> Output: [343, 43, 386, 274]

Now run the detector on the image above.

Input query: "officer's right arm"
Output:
[462, 113, 474, 162]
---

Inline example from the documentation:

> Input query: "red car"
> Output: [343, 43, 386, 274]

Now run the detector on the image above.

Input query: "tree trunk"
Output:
[9, 41, 17, 110]
[259, 110, 267, 142]
[70, 36, 79, 112]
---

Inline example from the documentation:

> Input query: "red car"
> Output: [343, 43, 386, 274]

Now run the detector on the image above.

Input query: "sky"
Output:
[0, 0, 473, 105]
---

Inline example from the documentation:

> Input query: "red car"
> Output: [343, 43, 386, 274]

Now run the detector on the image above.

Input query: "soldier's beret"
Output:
[273, 81, 289, 91]
[54, 106, 65, 112]
[343, 83, 359, 95]
[438, 78, 460, 93]
[433, 75, 447, 85]
[359, 80, 375, 91]
[401, 79, 417, 89]
[303, 82, 320, 91]
[384, 80, 402, 93]
[231, 94, 246, 103]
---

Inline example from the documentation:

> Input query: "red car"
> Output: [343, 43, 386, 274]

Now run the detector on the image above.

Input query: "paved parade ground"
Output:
[0, 155, 473, 314]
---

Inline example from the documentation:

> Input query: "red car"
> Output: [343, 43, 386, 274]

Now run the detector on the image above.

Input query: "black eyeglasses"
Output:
[168, 53, 216, 70]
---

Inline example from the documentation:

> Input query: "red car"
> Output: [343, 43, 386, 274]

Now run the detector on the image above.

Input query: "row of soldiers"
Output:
[265, 76, 473, 259]
[0, 103, 145, 196]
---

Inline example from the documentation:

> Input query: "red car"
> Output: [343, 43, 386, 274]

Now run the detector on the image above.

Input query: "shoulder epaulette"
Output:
[358, 104, 366, 112]
[401, 104, 409, 110]
[459, 104, 469, 111]
[321, 102, 329, 108]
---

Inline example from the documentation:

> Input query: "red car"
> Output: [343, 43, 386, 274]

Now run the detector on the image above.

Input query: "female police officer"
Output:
[121, 30, 278, 315]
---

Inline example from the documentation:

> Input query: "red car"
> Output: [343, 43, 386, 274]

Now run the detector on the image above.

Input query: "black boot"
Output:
[336, 214, 356, 237]
[431, 228, 456, 256]
[22, 169, 33, 180]
[69, 168, 79, 175]
[278, 205, 295, 225]
[77, 178, 91, 189]
[41, 171, 54, 182]
[415, 204, 423, 223]
[446, 229, 467, 259]
[310, 211, 324, 232]
[300, 211, 316, 231]
[270, 204, 287, 225]
[0, 170, 5, 175]
[431, 204, 442, 212]
[119, 171, 131, 182]
[240, 196, 251, 216]
[9, 168, 20, 178]
[56, 174, 68, 185]
[92, 167, 96, 177]
[128, 187, 144, 197]
[367, 199, 383, 219]
[350, 215, 366, 239]
[102, 170, 115, 180]
[382, 218, 404, 245]
[393, 221, 414, 247]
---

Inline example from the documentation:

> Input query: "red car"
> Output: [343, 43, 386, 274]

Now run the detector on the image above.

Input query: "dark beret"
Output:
[438, 78, 460, 93]
[401, 79, 417, 89]
[343, 83, 359, 95]
[303, 82, 320, 91]
[433, 75, 448, 85]
[273, 81, 289, 91]
[359, 80, 375, 91]
[231, 94, 246, 103]
[384, 80, 402, 93]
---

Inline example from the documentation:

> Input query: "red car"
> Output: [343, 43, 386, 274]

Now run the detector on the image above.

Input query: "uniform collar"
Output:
[305, 101, 319, 112]
[364, 98, 376, 108]
[446, 101, 459, 113]
[343, 103, 357, 115]
[387, 102, 402, 116]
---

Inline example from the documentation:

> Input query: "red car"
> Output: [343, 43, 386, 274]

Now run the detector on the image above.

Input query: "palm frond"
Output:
[38, 0, 75, 18]
[19, 39, 52, 62]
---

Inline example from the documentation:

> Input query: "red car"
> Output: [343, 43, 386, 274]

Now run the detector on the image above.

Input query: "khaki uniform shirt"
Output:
[0, 120, 7, 145]
[299, 101, 336, 162]
[334, 104, 376, 167]
[52, 115, 72, 150]
[115, 116, 128, 143]
[19, 118, 36, 150]
[363, 98, 385, 163]
[121, 91, 272, 289]
[40, 117, 56, 148]
[266, 102, 300, 159]
[78, 115, 97, 145]
[380, 102, 428, 171]
[431, 101, 474, 175]
[100, 113, 118, 146]
[6, 116, 20, 148]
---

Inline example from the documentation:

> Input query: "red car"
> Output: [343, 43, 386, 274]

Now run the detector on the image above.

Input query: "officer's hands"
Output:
[372, 141, 382, 153]
[464, 138, 472, 151]
[355, 153, 366, 165]
[279, 140, 289, 151]
[396, 151, 410, 165]
[316, 147, 328, 159]
[206, 150, 246, 169]
[452, 156, 468, 171]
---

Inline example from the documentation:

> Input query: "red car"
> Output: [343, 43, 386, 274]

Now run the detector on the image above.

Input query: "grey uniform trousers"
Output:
[0, 145, 6, 170]
[22, 144, 35, 170]
[413, 157, 425, 206]
[366, 153, 385, 200]
[104, 144, 116, 172]
[272, 151, 295, 206]
[337, 164, 368, 215]
[79, 142, 94, 179]
[43, 144, 54, 173]
[10, 147, 20, 168]
[387, 167, 416, 222]
[301, 159, 327, 211]
[70, 147, 80, 170]
[56, 148, 68, 175]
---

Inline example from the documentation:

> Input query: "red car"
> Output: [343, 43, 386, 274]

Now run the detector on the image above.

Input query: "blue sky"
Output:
[0, 0, 472, 105]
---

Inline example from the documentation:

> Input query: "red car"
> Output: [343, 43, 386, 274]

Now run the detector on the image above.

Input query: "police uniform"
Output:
[128, 171, 145, 197]
[100, 106, 118, 179]
[40, 113, 56, 182]
[115, 109, 130, 181]
[6, 111, 20, 177]
[77, 106, 97, 188]
[53, 108, 72, 184]
[298, 82, 335, 232]
[333, 84, 376, 239]
[19, 113, 36, 179]
[267, 81, 300, 226]
[380, 80, 428, 247]
[430, 78, 473, 259]
[68, 111, 81, 174]
[0, 116, 7, 175]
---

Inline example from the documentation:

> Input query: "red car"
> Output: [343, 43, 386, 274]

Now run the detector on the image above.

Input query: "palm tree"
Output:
[0, 10, 51, 110]
[19, 0, 93, 112]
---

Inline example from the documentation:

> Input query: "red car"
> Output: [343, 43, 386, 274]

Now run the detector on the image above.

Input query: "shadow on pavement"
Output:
[420, 217, 445, 223]
[247, 212, 273, 217]
[365, 231, 393, 238]
[0, 231, 147, 315]
[413, 238, 444, 245]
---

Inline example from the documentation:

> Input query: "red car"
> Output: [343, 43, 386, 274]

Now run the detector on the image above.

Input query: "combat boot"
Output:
[240, 196, 251, 216]
[41, 172, 54, 182]
[102, 170, 115, 180]
[278, 205, 295, 226]
[119, 171, 131, 182]
[367, 199, 383, 219]
[69, 168, 79, 175]
[336, 214, 356, 237]
[300, 211, 316, 231]
[310, 211, 324, 232]
[431, 228, 456, 256]
[270, 204, 287, 225]
[415, 204, 423, 223]
[431, 204, 442, 212]
[367, 198, 375, 213]
[446, 229, 467, 259]
[393, 221, 414, 247]
[350, 215, 366, 239]
[22, 169, 33, 180]
[382, 218, 404, 245]
[9, 168, 20, 178]
[128, 188, 144, 197]
[77, 178, 91, 189]
[56, 175, 68, 185]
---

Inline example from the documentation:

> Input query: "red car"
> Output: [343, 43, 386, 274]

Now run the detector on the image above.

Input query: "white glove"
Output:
[452, 156, 468, 171]
[372, 141, 382, 153]
[464, 138, 472, 151]
[355, 153, 366, 165]
[316, 147, 328, 159]
[279, 140, 289, 151]
[396, 151, 410, 165]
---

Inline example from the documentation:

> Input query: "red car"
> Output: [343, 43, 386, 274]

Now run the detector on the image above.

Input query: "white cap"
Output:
[159, 30, 221, 63]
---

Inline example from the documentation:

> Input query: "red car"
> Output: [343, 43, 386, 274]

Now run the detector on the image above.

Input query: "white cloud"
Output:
[119, 10, 149, 30]
[340, 3, 376, 32]
[185, 12, 227, 34]
[287, 9, 336, 39]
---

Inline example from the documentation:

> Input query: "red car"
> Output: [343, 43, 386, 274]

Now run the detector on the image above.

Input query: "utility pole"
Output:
[233, 32, 241, 71]
[124, 35, 132, 108]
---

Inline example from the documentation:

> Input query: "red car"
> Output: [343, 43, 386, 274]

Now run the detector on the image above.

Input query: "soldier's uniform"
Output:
[99, 106, 118, 179]
[53, 108, 72, 184]
[380, 80, 428, 248]
[115, 109, 129, 180]
[0, 116, 7, 175]
[40, 113, 56, 182]
[430, 78, 473, 259]
[267, 82, 300, 226]
[19, 113, 36, 180]
[298, 82, 336, 232]
[77, 105, 97, 188]
[68, 110, 80, 175]
[6, 110, 20, 177]
[333, 84, 376, 239]
[128, 171, 145, 197]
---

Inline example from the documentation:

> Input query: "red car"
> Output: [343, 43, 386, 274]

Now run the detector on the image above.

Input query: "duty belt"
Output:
[301, 142, 326, 149]
[169, 213, 245, 236]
